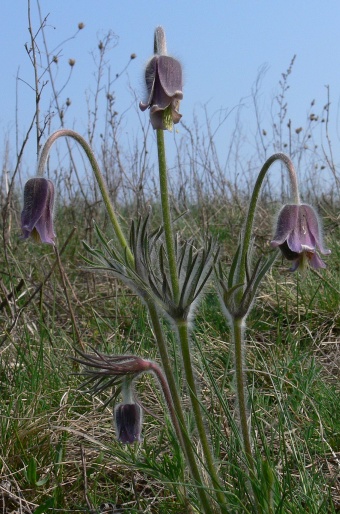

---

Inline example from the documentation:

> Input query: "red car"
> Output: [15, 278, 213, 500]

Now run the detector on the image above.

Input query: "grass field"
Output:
[0, 6, 339, 513]
[0, 191, 339, 513]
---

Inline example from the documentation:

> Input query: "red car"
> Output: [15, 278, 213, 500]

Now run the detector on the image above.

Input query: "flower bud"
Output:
[21, 177, 56, 244]
[114, 403, 142, 444]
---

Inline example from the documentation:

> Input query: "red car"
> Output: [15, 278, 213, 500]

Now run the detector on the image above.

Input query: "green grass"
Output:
[0, 201, 339, 513]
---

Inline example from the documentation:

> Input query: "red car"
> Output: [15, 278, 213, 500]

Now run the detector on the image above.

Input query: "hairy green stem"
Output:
[37, 129, 134, 266]
[156, 111, 226, 510]
[121, 376, 134, 404]
[229, 154, 298, 510]
[231, 318, 254, 470]
[232, 317, 260, 513]
[147, 359, 183, 445]
[177, 321, 228, 512]
[156, 129, 180, 303]
[147, 302, 213, 514]
[237, 152, 299, 291]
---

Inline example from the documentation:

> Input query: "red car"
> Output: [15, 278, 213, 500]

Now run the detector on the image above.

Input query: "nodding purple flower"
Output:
[139, 54, 183, 130]
[114, 403, 142, 444]
[271, 203, 330, 271]
[21, 177, 56, 244]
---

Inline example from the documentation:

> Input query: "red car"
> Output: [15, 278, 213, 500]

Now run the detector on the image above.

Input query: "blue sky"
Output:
[1, 1, 340, 185]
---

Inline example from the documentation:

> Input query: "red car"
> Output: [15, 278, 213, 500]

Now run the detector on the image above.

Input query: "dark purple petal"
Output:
[289, 250, 326, 272]
[21, 178, 55, 244]
[151, 72, 173, 111]
[309, 252, 327, 269]
[287, 219, 316, 253]
[170, 105, 182, 124]
[278, 241, 299, 261]
[289, 256, 301, 272]
[149, 109, 167, 130]
[157, 56, 183, 98]
[21, 178, 50, 232]
[150, 102, 182, 129]
[301, 204, 331, 255]
[139, 52, 183, 130]
[271, 204, 299, 247]
[34, 204, 55, 244]
[283, 247, 327, 272]
[142, 56, 157, 108]
[115, 403, 142, 444]
[169, 97, 182, 120]
[139, 100, 149, 112]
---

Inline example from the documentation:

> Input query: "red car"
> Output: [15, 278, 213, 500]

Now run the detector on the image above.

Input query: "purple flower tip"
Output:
[114, 403, 142, 444]
[139, 54, 183, 130]
[21, 178, 56, 245]
[271, 203, 330, 272]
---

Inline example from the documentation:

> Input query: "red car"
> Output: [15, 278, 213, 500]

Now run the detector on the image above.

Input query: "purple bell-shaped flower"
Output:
[271, 203, 330, 271]
[139, 27, 183, 130]
[139, 55, 183, 130]
[114, 402, 142, 444]
[21, 177, 55, 244]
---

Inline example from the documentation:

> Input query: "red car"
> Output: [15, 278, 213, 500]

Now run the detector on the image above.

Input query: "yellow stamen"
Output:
[31, 227, 42, 243]
[162, 105, 173, 131]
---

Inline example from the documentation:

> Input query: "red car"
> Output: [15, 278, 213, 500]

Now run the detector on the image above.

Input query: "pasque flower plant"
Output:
[72, 350, 186, 450]
[22, 24, 332, 514]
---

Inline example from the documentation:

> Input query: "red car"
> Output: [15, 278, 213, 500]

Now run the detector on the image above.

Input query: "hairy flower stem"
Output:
[237, 153, 299, 292]
[156, 129, 180, 303]
[121, 376, 134, 404]
[147, 302, 213, 514]
[232, 317, 260, 513]
[177, 321, 228, 512]
[230, 153, 298, 511]
[151, 29, 180, 303]
[156, 125, 226, 510]
[37, 129, 134, 267]
[232, 317, 255, 472]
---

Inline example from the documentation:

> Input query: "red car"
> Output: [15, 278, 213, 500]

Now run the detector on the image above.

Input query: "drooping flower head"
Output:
[72, 351, 149, 444]
[21, 177, 56, 244]
[271, 203, 330, 271]
[139, 27, 183, 130]
[114, 403, 142, 444]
